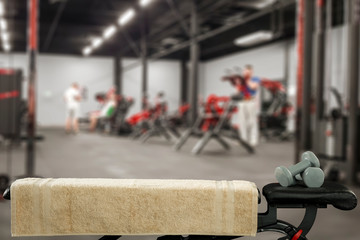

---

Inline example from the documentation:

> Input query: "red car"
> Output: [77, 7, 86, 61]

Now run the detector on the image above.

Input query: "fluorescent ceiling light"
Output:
[118, 9, 135, 26]
[0, 2, 4, 16]
[161, 37, 180, 46]
[91, 37, 103, 48]
[0, 18, 6, 31]
[234, 31, 274, 47]
[1, 32, 9, 41]
[82, 46, 92, 56]
[103, 25, 116, 39]
[237, 0, 276, 9]
[140, 0, 153, 7]
[3, 43, 10, 52]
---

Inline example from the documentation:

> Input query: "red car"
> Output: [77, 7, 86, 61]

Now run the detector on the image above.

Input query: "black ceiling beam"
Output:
[100, 0, 236, 58]
[146, 1, 192, 40]
[121, 30, 142, 58]
[42, 0, 68, 51]
[7, 18, 107, 35]
[146, 0, 239, 49]
[123, 0, 296, 71]
[9, 30, 90, 46]
[166, 0, 190, 37]
[56, 9, 120, 20]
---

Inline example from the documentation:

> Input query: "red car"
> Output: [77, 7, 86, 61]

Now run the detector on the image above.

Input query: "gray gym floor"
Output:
[0, 129, 359, 240]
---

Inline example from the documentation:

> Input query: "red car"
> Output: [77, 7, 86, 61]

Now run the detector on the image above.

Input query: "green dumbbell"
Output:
[275, 151, 320, 187]
[295, 167, 325, 188]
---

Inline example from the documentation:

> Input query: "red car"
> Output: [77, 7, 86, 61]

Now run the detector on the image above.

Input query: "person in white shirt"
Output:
[64, 83, 81, 133]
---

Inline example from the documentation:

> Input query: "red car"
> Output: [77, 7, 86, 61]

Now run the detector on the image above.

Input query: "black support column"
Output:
[188, 0, 199, 124]
[314, 0, 326, 120]
[346, 0, 360, 185]
[141, 39, 148, 109]
[26, 0, 38, 176]
[141, 11, 148, 109]
[114, 54, 122, 95]
[312, 0, 327, 155]
[295, 0, 314, 162]
[180, 59, 188, 105]
[300, 0, 314, 154]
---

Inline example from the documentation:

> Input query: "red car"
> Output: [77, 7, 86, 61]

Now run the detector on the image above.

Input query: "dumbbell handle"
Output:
[288, 159, 312, 176]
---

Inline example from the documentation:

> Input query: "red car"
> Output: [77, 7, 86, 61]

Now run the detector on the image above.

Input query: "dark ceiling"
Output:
[6, 0, 297, 60]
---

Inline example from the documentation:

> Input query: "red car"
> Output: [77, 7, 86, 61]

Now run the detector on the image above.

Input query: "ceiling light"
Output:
[1, 32, 9, 41]
[140, 0, 153, 7]
[3, 43, 10, 52]
[161, 37, 180, 46]
[0, 18, 6, 31]
[236, 0, 276, 9]
[234, 31, 274, 47]
[0, 2, 4, 17]
[118, 9, 135, 26]
[103, 25, 116, 39]
[82, 46, 92, 56]
[91, 37, 103, 48]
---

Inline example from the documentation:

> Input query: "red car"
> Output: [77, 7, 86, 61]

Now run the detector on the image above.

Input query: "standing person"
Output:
[237, 65, 261, 147]
[64, 83, 81, 134]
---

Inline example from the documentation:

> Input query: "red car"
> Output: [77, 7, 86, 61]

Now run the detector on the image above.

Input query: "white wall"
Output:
[325, 26, 349, 110]
[0, 53, 113, 127]
[0, 53, 181, 126]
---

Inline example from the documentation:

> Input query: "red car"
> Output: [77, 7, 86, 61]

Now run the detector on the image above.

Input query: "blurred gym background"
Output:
[0, 0, 359, 239]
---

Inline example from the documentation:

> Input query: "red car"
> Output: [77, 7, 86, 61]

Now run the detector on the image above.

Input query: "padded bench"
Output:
[262, 182, 357, 210]
[3, 179, 357, 240]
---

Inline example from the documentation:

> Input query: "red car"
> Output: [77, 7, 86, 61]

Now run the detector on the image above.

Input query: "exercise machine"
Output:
[140, 103, 190, 143]
[168, 103, 190, 128]
[139, 101, 175, 143]
[223, 69, 293, 141]
[260, 79, 293, 140]
[0, 69, 23, 143]
[0, 69, 23, 199]
[80, 92, 134, 134]
[295, 0, 360, 185]
[114, 95, 135, 135]
[128, 95, 187, 141]
[313, 87, 360, 181]
[175, 70, 257, 154]
[98, 94, 134, 134]
[127, 109, 152, 139]
[175, 94, 254, 155]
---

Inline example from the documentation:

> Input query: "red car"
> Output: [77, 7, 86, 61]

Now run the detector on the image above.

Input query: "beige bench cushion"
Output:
[11, 178, 258, 237]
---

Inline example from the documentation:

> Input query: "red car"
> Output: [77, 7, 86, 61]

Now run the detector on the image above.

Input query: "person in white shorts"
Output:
[64, 83, 81, 134]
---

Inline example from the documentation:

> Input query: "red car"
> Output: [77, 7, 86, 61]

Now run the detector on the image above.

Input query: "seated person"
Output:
[89, 91, 117, 132]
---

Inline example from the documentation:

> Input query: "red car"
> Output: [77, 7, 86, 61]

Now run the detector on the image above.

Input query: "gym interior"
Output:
[0, 0, 359, 240]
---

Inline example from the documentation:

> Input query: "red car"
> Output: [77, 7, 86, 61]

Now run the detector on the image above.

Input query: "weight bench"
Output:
[140, 102, 181, 143]
[3, 178, 357, 240]
[175, 96, 254, 155]
[191, 100, 254, 155]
